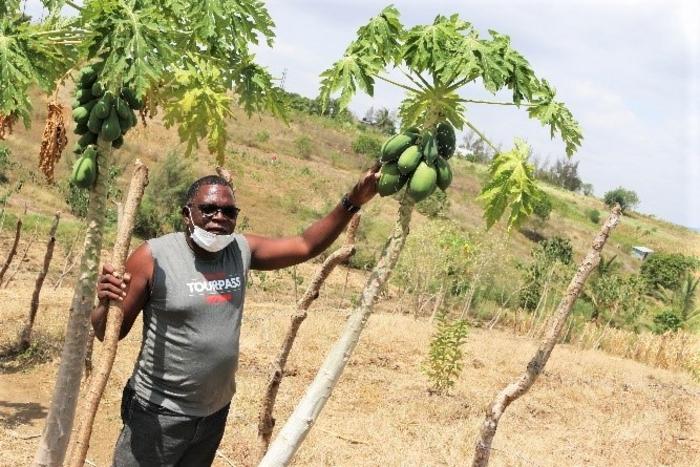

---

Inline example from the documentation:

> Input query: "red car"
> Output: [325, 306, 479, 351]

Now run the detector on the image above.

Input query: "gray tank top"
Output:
[130, 232, 251, 416]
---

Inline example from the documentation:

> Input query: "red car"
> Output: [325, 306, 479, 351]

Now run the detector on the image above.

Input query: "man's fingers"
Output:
[102, 263, 115, 275]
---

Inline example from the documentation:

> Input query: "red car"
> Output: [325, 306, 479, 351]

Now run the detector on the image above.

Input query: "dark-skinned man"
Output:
[93, 165, 380, 466]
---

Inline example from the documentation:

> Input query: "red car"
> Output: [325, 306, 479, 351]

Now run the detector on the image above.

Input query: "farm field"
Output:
[1, 283, 699, 467]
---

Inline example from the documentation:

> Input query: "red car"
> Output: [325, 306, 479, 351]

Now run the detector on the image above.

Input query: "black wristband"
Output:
[340, 194, 361, 213]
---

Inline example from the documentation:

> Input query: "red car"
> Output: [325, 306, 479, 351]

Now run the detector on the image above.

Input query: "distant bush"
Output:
[603, 187, 639, 213]
[653, 311, 683, 334]
[581, 183, 594, 196]
[588, 209, 600, 224]
[519, 236, 573, 310]
[135, 151, 193, 238]
[415, 189, 450, 219]
[294, 135, 313, 159]
[541, 236, 573, 265]
[640, 252, 698, 292]
[255, 130, 270, 143]
[532, 194, 552, 222]
[534, 157, 583, 192]
[0, 144, 10, 183]
[351, 133, 382, 158]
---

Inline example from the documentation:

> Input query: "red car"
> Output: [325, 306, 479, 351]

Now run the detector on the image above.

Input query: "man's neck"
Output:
[183, 231, 222, 261]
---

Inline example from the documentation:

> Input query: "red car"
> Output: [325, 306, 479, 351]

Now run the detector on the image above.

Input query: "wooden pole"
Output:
[256, 214, 360, 459]
[66, 160, 149, 467]
[470, 206, 621, 467]
[0, 218, 22, 283]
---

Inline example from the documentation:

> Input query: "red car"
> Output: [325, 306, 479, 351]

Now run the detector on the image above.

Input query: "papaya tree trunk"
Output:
[471, 206, 622, 467]
[256, 214, 360, 460]
[259, 194, 414, 466]
[67, 160, 149, 467]
[17, 211, 61, 352]
[32, 140, 113, 467]
[0, 218, 22, 283]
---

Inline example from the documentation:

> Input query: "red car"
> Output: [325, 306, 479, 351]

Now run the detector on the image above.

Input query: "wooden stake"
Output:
[66, 160, 149, 467]
[470, 206, 621, 467]
[0, 218, 22, 283]
[256, 214, 360, 460]
[16, 212, 61, 352]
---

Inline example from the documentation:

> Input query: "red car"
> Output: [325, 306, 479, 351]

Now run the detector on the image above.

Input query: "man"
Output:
[93, 166, 379, 466]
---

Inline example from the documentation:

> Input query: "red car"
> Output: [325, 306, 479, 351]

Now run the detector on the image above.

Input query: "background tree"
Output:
[640, 252, 698, 293]
[603, 186, 639, 213]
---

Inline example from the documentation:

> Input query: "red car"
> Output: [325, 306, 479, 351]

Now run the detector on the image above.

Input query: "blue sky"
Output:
[24, 0, 700, 229]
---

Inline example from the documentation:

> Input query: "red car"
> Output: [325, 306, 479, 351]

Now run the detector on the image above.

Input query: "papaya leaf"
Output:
[161, 57, 233, 164]
[528, 79, 583, 156]
[477, 139, 543, 230]
[0, 13, 76, 126]
[232, 58, 287, 121]
[81, 0, 180, 98]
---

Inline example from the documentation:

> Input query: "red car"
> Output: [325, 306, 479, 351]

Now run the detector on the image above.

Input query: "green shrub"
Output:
[541, 236, 573, 265]
[640, 252, 698, 292]
[134, 151, 193, 238]
[0, 144, 10, 183]
[588, 209, 600, 224]
[519, 236, 573, 310]
[255, 130, 270, 143]
[604, 187, 639, 213]
[294, 135, 313, 159]
[415, 189, 450, 219]
[351, 133, 383, 158]
[532, 193, 552, 222]
[653, 310, 683, 334]
[422, 311, 469, 394]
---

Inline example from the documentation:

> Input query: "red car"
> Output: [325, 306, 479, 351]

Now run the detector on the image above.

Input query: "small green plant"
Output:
[588, 208, 600, 224]
[351, 133, 382, 158]
[415, 189, 450, 219]
[255, 130, 270, 143]
[422, 311, 469, 394]
[653, 311, 683, 333]
[294, 135, 313, 159]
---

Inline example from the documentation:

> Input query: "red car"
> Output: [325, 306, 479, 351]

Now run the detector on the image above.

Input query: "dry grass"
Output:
[1, 279, 699, 467]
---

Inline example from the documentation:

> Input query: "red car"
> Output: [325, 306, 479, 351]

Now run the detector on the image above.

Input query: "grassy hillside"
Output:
[1, 89, 699, 465]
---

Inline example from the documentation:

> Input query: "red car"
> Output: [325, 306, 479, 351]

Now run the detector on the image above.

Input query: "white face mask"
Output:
[188, 212, 236, 252]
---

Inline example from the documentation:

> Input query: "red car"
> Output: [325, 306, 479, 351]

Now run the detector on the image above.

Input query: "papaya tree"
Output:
[1, 1, 285, 465]
[260, 6, 582, 464]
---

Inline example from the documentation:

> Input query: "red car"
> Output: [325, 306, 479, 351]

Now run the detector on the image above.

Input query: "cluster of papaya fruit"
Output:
[377, 122, 455, 202]
[69, 65, 143, 188]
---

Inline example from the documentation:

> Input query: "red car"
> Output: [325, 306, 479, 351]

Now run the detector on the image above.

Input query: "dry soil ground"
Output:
[1, 267, 699, 467]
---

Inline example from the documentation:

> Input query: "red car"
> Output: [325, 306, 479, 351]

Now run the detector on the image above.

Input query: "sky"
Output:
[22, 0, 700, 229]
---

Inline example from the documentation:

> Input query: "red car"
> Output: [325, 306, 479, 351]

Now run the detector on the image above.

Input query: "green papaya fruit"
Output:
[115, 97, 131, 120]
[92, 99, 110, 120]
[91, 81, 104, 98]
[78, 131, 98, 147]
[72, 106, 91, 126]
[435, 122, 456, 159]
[377, 163, 408, 197]
[102, 91, 115, 108]
[79, 66, 97, 88]
[87, 105, 103, 134]
[70, 146, 98, 189]
[407, 161, 438, 202]
[422, 133, 438, 164]
[381, 133, 415, 162]
[435, 157, 453, 191]
[112, 135, 124, 149]
[397, 145, 422, 175]
[121, 88, 144, 110]
[73, 122, 89, 135]
[100, 107, 121, 142]
[75, 88, 92, 105]
[71, 99, 81, 110]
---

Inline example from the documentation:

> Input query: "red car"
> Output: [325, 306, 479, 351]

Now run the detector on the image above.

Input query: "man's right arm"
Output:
[91, 242, 153, 341]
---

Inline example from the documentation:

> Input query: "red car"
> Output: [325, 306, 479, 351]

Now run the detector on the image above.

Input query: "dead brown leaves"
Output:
[38, 102, 68, 183]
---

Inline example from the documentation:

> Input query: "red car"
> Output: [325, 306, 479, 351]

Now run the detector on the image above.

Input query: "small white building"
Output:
[631, 246, 654, 260]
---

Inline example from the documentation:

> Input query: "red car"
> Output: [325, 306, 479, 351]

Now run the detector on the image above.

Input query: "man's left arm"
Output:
[247, 164, 380, 270]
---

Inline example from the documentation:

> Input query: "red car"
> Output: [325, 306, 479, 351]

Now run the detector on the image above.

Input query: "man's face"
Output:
[184, 184, 238, 235]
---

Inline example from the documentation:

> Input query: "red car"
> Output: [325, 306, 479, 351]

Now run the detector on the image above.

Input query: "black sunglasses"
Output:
[193, 203, 240, 220]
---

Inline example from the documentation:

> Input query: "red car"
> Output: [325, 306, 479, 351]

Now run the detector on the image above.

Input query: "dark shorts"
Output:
[112, 383, 230, 467]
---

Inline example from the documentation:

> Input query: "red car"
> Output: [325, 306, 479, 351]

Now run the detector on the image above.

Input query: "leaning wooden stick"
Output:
[67, 160, 149, 467]
[0, 218, 22, 283]
[17, 211, 61, 352]
[471, 205, 621, 467]
[256, 214, 361, 460]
